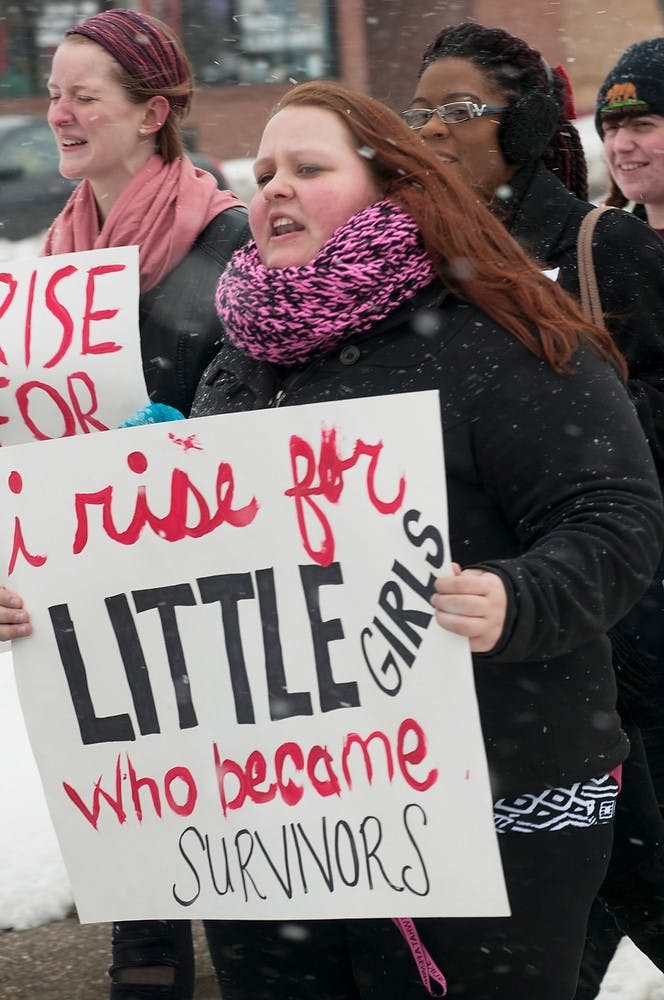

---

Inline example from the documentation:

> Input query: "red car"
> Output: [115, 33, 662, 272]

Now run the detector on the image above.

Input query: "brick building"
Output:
[1, 1, 662, 162]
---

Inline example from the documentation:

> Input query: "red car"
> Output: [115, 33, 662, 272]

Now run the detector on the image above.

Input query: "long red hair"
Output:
[274, 81, 626, 377]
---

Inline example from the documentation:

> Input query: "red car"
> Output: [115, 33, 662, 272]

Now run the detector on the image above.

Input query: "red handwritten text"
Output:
[0, 370, 109, 440]
[285, 428, 406, 566]
[0, 262, 126, 439]
[63, 754, 198, 830]
[0, 263, 123, 369]
[215, 717, 437, 817]
[168, 432, 203, 452]
[72, 451, 259, 552]
[60, 719, 437, 829]
[7, 470, 47, 574]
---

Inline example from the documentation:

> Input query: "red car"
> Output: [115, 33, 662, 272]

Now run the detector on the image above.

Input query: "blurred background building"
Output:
[0, 1, 662, 163]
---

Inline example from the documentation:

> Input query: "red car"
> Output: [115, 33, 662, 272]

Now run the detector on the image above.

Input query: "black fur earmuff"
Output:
[498, 61, 559, 165]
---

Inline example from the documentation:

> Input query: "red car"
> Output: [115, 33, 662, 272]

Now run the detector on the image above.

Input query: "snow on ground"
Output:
[0, 148, 661, 997]
[0, 233, 44, 261]
[599, 938, 664, 999]
[0, 650, 73, 930]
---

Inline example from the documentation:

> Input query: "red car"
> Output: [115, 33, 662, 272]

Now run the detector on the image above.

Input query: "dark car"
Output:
[0, 114, 229, 243]
[0, 114, 77, 241]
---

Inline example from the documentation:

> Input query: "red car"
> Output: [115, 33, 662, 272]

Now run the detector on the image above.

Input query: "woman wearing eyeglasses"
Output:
[405, 22, 664, 460]
[405, 21, 664, 1000]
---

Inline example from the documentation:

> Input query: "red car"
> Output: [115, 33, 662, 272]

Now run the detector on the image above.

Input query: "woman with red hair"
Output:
[188, 80, 661, 999]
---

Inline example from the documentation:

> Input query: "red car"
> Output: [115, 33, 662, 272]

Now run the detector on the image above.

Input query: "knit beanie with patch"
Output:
[595, 37, 664, 135]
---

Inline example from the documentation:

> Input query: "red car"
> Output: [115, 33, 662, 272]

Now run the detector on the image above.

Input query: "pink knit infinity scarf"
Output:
[215, 200, 437, 365]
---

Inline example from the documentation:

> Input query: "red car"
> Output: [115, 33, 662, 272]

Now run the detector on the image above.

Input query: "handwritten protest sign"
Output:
[0, 246, 148, 445]
[1, 391, 508, 923]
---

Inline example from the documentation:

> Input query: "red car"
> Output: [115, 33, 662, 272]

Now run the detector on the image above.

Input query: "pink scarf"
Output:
[42, 154, 243, 292]
[216, 200, 437, 366]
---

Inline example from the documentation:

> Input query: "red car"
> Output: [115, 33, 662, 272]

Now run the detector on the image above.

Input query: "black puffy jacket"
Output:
[509, 163, 664, 721]
[139, 205, 250, 415]
[510, 162, 664, 475]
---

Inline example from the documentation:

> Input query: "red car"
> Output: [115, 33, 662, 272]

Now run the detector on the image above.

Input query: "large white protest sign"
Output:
[1, 391, 508, 923]
[0, 246, 149, 445]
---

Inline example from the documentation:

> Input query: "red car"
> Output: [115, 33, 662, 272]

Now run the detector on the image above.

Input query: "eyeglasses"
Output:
[401, 101, 508, 130]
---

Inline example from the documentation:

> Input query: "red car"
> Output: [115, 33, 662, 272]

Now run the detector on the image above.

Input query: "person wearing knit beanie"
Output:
[596, 37, 664, 123]
[596, 38, 664, 235]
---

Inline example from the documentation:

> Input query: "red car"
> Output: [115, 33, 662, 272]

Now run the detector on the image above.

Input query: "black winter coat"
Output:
[139, 205, 250, 415]
[510, 163, 664, 721]
[192, 283, 664, 798]
[510, 162, 664, 475]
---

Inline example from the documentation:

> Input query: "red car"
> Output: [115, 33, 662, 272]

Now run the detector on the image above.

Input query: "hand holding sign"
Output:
[0, 586, 31, 640]
[431, 564, 508, 653]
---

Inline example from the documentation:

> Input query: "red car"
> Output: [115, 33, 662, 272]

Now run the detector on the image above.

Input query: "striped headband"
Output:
[66, 9, 191, 115]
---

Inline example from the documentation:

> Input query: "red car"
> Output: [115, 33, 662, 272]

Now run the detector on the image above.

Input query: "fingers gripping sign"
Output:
[0, 585, 32, 641]
[430, 563, 507, 653]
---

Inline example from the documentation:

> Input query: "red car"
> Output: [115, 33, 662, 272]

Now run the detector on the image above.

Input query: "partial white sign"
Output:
[1, 391, 508, 923]
[0, 246, 148, 444]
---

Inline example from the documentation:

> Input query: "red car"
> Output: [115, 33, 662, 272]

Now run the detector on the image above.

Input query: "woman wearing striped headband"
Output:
[41, 8, 250, 998]
[43, 6, 250, 417]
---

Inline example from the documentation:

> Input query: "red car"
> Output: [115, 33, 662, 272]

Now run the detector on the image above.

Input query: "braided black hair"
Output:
[419, 21, 588, 200]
